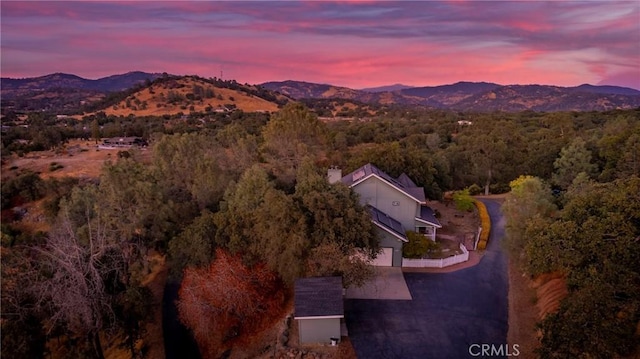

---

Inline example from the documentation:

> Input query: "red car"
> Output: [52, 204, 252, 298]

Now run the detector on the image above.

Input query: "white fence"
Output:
[402, 244, 469, 268]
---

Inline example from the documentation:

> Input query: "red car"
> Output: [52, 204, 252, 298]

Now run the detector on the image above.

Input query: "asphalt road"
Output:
[345, 199, 509, 359]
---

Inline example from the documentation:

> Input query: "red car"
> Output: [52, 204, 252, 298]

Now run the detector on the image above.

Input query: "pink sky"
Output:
[1, 1, 639, 89]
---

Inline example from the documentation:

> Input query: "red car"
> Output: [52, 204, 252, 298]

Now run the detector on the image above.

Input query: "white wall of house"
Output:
[298, 318, 341, 344]
[352, 176, 419, 230]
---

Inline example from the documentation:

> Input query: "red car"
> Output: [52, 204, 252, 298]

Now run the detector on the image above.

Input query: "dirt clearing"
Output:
[2, 139, 151, 181]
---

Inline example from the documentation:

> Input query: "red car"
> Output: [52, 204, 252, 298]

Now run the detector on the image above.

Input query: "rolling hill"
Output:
[98, 76, 286, 116]
[261, 80, 640, 112]
[453, 85, 640, 112]
[1, 72, 163, 114]
[1, 73, 290, 115]
[360, 84, 414, 93]
[260, 80, 421, 106]
[1, 71, 163, 93]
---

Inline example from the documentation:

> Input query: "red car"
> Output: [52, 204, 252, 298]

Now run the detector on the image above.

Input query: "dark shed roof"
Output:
[294, 277, 344, 318]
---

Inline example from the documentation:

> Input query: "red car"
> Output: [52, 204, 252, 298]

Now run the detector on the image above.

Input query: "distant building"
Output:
[99, 137, 148, 149]
[457, 120, 473, 126]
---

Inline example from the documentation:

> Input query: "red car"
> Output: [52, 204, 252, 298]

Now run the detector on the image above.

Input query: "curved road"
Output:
[345, 199, 509, 359]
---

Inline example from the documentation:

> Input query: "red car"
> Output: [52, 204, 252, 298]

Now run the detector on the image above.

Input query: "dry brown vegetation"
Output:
[2, 141, 160, 359]
[326, 100, 378, 117]
[1, 139, 152, 183]
[532, 272, 568, 319]
[139, 253, 168, 359]
[3, 141, 110, 181]
[507, 268, 569, 359]
[507, 262, 542, 359]
[42, 253, 168, 359]
[1, 140, 118, 235]
[100, 77, 279, 117]
[178, 250, 288, 358]
[429, 198, 479, 241]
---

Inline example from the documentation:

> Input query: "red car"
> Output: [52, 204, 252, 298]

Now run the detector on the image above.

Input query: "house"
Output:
[100, 137, 148, 148]
[294, 276, 344, 345]
[330, 163, 442, 267]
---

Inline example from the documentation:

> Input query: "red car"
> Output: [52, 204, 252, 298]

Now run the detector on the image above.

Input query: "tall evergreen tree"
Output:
[552, 138, 597, 189]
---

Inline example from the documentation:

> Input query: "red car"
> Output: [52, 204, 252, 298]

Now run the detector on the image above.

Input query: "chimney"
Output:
[327, 166, 342, 184]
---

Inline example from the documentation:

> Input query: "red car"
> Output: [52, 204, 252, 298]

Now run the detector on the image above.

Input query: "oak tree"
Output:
[177, 249, 285, 358]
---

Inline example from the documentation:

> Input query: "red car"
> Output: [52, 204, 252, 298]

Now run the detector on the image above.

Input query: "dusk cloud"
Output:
[1, 1, 638, 89]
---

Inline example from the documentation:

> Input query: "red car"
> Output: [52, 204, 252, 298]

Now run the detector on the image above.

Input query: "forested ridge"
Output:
[2, 104, 639, 358]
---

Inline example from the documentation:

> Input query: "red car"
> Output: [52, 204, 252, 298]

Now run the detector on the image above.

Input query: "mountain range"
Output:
[2, 71, 164, 93]
[2, 72, 639, 114]
[1, 72, 165, 114]
[360, 84, 415, 93]
[260, 80, 640, 112]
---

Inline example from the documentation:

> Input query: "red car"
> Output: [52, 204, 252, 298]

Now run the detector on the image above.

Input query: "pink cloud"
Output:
[598, 70, 640, 90]
[1, 1, 639, 89]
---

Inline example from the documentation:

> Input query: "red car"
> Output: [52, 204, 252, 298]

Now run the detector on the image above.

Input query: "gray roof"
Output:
[368, 205, 408, 241]
[341, 163, 426, 203]
[418, 206, 442, 227]
[294, 277, 344, 318]
[397, 173, 417, 188]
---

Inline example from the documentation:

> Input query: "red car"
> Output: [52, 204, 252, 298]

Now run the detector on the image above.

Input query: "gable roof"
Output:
[294, 276, 344, 319]
[341, 163, 426, 204]
[416, 206, 442, 228]
[368, 205, 408, 242]
[396, 172, 417, 188]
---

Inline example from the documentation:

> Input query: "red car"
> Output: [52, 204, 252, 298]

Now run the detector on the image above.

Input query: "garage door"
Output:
[371, 247, 393, 266]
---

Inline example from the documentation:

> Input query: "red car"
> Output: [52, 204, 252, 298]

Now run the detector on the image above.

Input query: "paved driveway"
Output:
[345, 199, 508, 359]
[345, 267, 412, 300]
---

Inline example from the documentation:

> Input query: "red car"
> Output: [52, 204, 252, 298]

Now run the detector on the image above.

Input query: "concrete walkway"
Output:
[345, 267, 412, 300]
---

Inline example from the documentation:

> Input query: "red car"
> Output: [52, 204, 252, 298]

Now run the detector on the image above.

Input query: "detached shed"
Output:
[294, 276, 344, 345]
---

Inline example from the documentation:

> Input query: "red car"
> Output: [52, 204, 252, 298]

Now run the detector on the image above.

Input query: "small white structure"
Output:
[295, 277, 344, 345]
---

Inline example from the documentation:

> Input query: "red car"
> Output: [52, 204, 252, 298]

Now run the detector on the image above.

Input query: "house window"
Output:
[392, 201, 400, 206]
[416, 227, 433, 235]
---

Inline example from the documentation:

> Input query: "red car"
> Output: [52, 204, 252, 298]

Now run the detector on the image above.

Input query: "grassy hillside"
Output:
[101, 76, 281, 116]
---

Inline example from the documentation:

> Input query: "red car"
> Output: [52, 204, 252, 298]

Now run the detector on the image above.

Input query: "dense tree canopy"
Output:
[502, 175, 557, 258]
[3, 104, 640, 358]
[214, 161, 377, 284]
[261, 102, 329, 186]
[511, 177, 640, 358]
